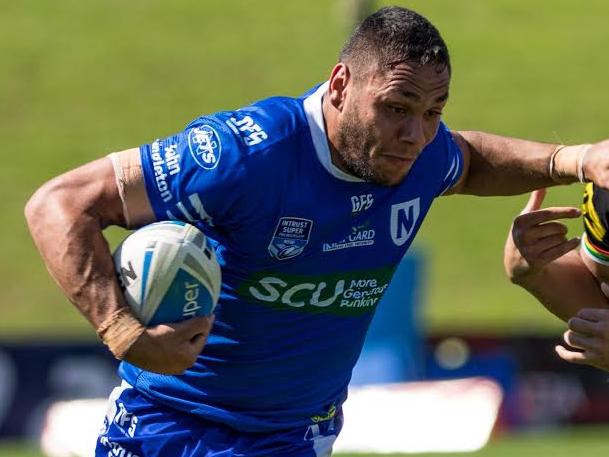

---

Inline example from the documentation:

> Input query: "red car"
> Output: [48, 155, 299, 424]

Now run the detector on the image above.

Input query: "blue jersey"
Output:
[120, 83, 463, 432]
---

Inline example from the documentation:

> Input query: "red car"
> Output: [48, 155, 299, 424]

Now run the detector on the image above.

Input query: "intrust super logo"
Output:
[239, 268, 395, 316]
[188, 125, 221, 170]
[268, 217, 313, 260]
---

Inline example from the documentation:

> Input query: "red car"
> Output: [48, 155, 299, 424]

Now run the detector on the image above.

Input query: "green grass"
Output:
[0, 442, 42, 457]
[3, 425, 609, 456]
[4, 0, 609, 337]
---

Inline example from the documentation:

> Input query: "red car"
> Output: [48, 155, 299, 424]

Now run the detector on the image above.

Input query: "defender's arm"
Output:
[504, 187, 609, 371]
[508, 249, 608, 322]
[503, 189, 604, 321]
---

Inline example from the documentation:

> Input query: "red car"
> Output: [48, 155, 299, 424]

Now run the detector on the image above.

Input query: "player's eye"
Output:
[425, 110, 443, 119]
[389, 105, 407, 115]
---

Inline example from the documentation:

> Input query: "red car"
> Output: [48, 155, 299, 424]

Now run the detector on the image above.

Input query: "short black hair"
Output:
[340, 6, 451, 77]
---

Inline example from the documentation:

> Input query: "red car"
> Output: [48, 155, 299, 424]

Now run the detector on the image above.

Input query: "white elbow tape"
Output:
[108, 152, 133, 228]
[107, 150, 153, 228]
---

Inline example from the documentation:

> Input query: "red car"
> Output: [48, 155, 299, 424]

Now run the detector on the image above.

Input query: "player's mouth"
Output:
[381, 153, 416, 165]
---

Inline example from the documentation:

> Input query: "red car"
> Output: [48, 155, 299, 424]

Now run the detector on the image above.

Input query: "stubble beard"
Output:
[335, 109, 389, 185]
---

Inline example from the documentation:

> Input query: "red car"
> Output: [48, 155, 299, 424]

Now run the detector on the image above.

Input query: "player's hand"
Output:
[504, 189, 581, 285]
[556, 308, 609, 372]
[582, 139, 609, 190]
[123, 315, 215, 375]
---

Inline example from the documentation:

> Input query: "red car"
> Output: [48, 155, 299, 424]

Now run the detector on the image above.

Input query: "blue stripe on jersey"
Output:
[140, 249, 154, 308]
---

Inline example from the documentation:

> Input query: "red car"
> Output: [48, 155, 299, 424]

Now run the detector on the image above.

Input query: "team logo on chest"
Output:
[268, 217, 313, 260]
[390, 198, 420, 246]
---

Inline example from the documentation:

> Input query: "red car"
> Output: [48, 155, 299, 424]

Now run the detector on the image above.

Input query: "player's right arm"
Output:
[25, 149, 212, 375]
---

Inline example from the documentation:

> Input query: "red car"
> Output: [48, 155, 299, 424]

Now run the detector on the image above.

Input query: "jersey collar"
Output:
[303, 82, 364, 183]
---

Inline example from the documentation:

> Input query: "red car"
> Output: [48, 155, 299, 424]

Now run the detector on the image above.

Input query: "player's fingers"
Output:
[520, 222, 568, 242]
[189, 331, 207, 345]
[555, 345, 595, 365]
[188, 332, 209, 353]
[175, 324, 212, 372]
[515, 207, 581, 229]
[521, 189, 546, 214]
[577, 307, 609, 322]
[569, 316, 602, 336]
[524, 233, 569, 255]
[563, 329, 600, 351]
[536, 237, 580, 264]
[173, 315, 215, 338]
[188, 316, 215, 344]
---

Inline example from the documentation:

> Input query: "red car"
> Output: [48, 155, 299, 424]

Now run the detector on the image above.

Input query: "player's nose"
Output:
[398, 115, 425, 147]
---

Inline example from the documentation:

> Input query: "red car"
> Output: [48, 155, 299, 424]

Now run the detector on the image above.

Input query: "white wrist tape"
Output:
[549, 144, 591, 183]
[96, 308, 146, 360]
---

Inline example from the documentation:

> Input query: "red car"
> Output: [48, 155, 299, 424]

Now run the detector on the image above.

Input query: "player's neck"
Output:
[322, 92, 350, 175]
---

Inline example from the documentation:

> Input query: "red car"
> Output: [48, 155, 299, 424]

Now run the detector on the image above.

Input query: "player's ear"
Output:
[328, 63, 351, 111]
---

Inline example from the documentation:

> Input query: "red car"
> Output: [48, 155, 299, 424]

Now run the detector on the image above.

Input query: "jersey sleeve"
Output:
[581, 183, 609, 265]
[139, 115, 246, 234]
[434, 122, 464, 196]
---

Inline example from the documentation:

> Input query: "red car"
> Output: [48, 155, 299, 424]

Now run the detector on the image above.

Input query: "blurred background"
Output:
[2, 0, 609, 455]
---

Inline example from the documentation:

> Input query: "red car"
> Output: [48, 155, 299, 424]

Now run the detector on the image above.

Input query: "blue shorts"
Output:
[96, 382, 343, 457]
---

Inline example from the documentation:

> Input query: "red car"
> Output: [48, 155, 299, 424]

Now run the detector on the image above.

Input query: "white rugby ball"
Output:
[113, 221, 221, 326]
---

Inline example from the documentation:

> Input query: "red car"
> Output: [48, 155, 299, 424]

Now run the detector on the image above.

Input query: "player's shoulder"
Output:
[415, 122, 461, 172]
[184, 91, 312, 164]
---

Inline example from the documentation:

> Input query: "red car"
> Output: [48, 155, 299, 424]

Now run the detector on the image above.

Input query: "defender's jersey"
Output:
[120, 83, 463, 432]
[582, 183, 609, 264]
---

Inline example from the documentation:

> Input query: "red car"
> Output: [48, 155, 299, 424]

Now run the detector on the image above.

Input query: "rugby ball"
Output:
[113, 221, 221, 326]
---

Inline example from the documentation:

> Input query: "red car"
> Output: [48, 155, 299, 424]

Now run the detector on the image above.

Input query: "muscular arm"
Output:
[449, 131, 583, 196]
[25, 149, 211, 374]
[510, 249, 609, 322]
[25, 155, 136, 329]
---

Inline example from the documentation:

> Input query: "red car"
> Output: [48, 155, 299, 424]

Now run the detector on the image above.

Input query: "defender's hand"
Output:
[504, 189, 581, 284]
[583, 140, 609, 190]
[123, 315, 214, 375]
[556, 308, 609, 372]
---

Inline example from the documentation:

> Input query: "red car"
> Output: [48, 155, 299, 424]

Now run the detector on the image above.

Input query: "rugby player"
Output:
[505, 186, 609, 373]
[25, 6, 609, 456]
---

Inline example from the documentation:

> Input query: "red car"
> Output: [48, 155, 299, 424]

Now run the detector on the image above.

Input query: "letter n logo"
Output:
[390, 198, 420, 246]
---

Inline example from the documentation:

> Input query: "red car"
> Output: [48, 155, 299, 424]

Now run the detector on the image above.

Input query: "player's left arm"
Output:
[446, 131, 609, 195]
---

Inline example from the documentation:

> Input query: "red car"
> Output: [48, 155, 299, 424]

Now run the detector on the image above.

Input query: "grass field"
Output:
[2, 425, 609, 456]
[5, 0, 609, 338]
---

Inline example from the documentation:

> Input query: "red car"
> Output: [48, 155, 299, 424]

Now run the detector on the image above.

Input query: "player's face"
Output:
[334, 62, 450, 186]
